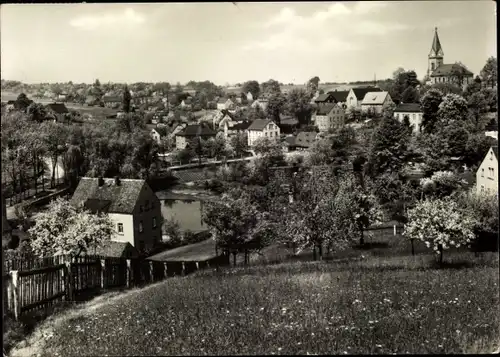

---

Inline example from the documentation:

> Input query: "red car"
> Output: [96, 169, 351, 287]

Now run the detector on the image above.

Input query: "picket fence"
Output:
[3, 254, 229, 321]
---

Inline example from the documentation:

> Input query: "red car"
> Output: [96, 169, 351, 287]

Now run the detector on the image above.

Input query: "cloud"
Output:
[69, 8, 145, 30]
[243, 2, 406, 52]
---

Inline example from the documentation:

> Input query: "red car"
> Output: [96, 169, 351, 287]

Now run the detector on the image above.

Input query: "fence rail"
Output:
[3, 253, 230, 320]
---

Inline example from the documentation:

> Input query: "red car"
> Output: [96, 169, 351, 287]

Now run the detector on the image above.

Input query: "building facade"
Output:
[394, 103, 423, 134]
[360, 91, 393, 115]
[247, 119, 280, 147]
[476, 146, 498, 195]
[314, 104, 345, 132]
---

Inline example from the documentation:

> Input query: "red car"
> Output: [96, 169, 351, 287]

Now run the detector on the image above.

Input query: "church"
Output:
[427, 27, 474, 88]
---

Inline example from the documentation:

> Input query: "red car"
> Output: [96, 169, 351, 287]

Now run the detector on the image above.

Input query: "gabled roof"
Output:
[362, 91, 389, 105]
[429, 27, 444, 57]
[492, 146, 498, 160]
[70, 177, 146, 214]
[248, 119, 273, 131]
[430, 63, 473, 77]
[153, 126, 168, 137]
[314, 93, 333, 102]
[316, 103, 338, 116]
[295, 131, 317, 148]
[94, 241, 139, 258]
[46, 103, 69, 114]
[283, 135, 296, 147]
[351, 87, 381, 100]
[176, 124, 216, 137]
[395, 103, 422, 113]
[328, 90, 349, 102]
[217, 97, 232, 104]
[230, 121, 252, 131]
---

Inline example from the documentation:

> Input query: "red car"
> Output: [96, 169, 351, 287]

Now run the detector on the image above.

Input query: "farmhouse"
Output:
[314, 93, 337, 106]
[45, 103, 70, 122]
[346, 87, 382, 109]
[102, 95, 122, 109]
[361, 91, 393, 115]
[223, 120, 251, 140]
[313, 103, 345, 132]
[150, 127, 168, 145]
[394, 103, 423, 134]
[476, 146, 498, 196]
[175, 124, 216, 150]
[247, 119, 280, 147]
[217, 98, 235, 111]
[246, 92, 254, 102]
[327, 90, 350, 108]
[70, 177, 162, 255]
[251, 99, 269, 112]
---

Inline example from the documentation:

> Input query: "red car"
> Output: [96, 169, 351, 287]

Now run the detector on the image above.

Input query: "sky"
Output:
[1, 1, 496, 85]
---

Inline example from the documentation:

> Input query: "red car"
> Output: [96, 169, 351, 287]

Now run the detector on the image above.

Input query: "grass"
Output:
[148, 238, 217, 262]
[7, 250, 499, 356]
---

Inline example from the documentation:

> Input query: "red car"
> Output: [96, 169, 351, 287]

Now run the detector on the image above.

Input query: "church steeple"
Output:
[428, 27, 444, 77]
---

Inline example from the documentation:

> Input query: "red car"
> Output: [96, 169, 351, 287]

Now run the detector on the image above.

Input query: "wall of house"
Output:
[109, 213, 135, 246]
[151, 131, 161, 145]
[248, 123, 280, 146]
[346, 90, 360, 109]
[315, 114, 330, 132]
[176, 136, 187, 150]
[132, 184, 163, 253]
[395, 112, 423, 134]
[476, 148, 498, 195]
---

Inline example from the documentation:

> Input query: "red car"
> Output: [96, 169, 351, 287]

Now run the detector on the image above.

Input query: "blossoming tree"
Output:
[403, 197, 477, 264]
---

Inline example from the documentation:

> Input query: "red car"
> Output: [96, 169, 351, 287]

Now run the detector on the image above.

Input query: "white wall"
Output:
[476, 148, 498, 195]
[109, 213, 135, 246]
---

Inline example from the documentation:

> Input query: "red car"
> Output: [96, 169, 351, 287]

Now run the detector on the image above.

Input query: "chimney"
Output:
[115, 176, 121, 186]
[98, 177, 105, 187]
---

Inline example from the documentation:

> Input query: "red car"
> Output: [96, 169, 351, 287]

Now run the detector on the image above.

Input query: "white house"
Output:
[70, 177, 163, 255]
[476, 146, 498, 196]
[394, 103, 423, 134]
[346, 87, 382, 109]
[247, 119, 280, 147]
[251, 99, 269, 112]
[246, 92, 254, 102]
[150, 127, 168, 146]
[217, 98, 235, 111]
[361, 91, 393, 115]
[313, 103, 345, 132]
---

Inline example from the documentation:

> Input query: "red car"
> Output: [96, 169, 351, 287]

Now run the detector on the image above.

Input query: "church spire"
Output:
[429, 27, 444, 58]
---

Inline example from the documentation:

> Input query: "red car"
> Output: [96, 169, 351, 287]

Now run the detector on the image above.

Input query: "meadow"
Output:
[8, 250, 499, 356]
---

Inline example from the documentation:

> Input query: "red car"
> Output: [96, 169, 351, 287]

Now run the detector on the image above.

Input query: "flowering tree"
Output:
[27, 198, 114, 258]
[403, 197, 477, 264]
[419, 171, 467, 199]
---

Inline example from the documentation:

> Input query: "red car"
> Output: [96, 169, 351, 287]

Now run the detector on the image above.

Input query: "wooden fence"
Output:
[3, 253, 230, 320]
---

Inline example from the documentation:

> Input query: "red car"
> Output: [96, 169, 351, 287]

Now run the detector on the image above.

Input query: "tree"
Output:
[15, 93, 33, 112]
[420, 88, 443, 133]
[345, 107, 362, 123]
[286, 89, 313, 126]
[27, 198, 114, 258]
[123, 85, 132, 113]
[403, 197, 477, 264]
[479, 56, 497, 88]
[40, 121, 68, 188]
[306, 76, 320, 95]
[401, 86, 419, 103]
[229, 132, 249, 158]
[463, 134, 496, 170]
[261, 79, 281, 95]
[265, 92, 286, 124]
[420, 171, 467, 199]
[26, 102, 48, 122]
[242, 80, 260, 99]
[437, 93, 470, 127]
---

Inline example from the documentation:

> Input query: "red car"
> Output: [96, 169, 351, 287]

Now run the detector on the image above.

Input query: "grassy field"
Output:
[148, 238, 217, 262]
[8, 251, 498, 356]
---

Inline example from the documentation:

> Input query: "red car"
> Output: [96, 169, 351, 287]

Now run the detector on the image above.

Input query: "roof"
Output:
[492, 146, 498, 160]
[283, 135, 296, 147]
[176, 124, 216, 137]
[46, 103, 69, 114]
[395, 103, 422, 113]
[248, 119, 273, 131]
[351, 87, 381, 100]
[217, 97, 231, 104]
[102, 96, 122, 102]
[314, 93, 332, 102]
[70, 177, 146, 214]
[328, 90, 349, 102]
[316, 103, 337, 115]
[94, 241, 139, 258]
[295, 131, 317, 148]
[361, 91, 389, 105]
[430, 63, 473, 77]
[429, 27, 444, 57]
[230, 121, 252, 131]
[153, 126, 168, 137]
[279, 117, 299, 126]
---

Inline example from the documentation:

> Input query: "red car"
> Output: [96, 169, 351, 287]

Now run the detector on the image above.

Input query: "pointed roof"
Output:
[429, 27, 444, 58]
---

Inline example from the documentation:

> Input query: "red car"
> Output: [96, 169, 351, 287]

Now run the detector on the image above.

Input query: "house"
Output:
[247, 119, 280, 147]
[294, 131, 318, 151]
[314, 93, 337, 106]
[360, 91, 394, 115]
[183, 86, 197, 96]
[246, 92, 254, 102]
[427, 27, 474, 87]
[282, 135, 297, 152]
[57, 93, 67, 102]
[278, 116, 299, 135]
[102, 95, 122, 109]
[394, 103, 423, 134]
[346, 87, 382, 109]
[175, 124, 217, 150]
[313, 103, 345, 132]
[181, 98, 193, 109]
[6, 100, 15, 112]
[152, 111, 169, 124]
[217, 98, 235, 111]
[45, 103, 70, 122]
[70, 177, 163, 254]
[169, 122, 187, 139]
[132, 95, 154, 106]
[85, 95, 99, 106]
[327, 90, 350, 108]
[150, 127, 168, 145]
[476, 146, 498, 195]
[251, 99, 268, 111]
[222, 120, 251, 140]
[92, 241, 139, 259]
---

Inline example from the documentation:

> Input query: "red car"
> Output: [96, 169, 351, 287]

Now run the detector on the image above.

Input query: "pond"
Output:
[160, 198, 206, 233]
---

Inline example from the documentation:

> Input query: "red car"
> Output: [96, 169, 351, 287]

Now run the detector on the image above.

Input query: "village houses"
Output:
[313, 103, 345, 132]
[247, 119, 280, 147]
[246, 92, 254, 102]
[314, 93, 337, 106]
[70, 177, 162, 255]
[217, 97, 235, 111]
[476, 146, 498, 196]
[45, 103, 70, 123]
[102, 95, 122, 109]
[394, 103, 423, 134]
[251, 98, 268, 112]
[360, 91, 394, 115]
[346, 87, 382, 109]
[150, 127, 168, 146]
[175, 123, 217, 150]
[327, 90, 350, 108]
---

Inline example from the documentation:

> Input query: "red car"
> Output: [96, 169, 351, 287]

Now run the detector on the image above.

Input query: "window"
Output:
[145, 200, 150, 210]
[490, 152, 493, 160]
[270, 132, 273, 137]
[265, 132, 268, 137]
[138, 240, 145, 251]
[139, 221, 144, 233]
[492, 168, 495, 179]
[412, 114, 416, 120]
[481, 185, 485, 192]
[153, 217, 157, 229]
[117, 223, 123, 233]
[481, 168, 484, 177]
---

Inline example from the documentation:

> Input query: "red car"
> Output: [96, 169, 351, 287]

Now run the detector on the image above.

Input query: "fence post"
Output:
[63, 262, 74, 302]
[195, 262, 199, 270]
[100, 259, 107, 290]
[11, 271, 20, 320]
[163, 262, 168, 279]
[126, 259, 131, 289]
[181, 262, 186, 276]
[149, 261, 154, 283]
[393, 225, 396, 236]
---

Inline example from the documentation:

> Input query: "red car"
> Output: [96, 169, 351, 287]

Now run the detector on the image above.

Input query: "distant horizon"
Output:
[1, 2, 496, 85]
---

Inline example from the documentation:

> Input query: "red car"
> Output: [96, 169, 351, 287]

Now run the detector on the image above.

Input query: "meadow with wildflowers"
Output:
[11, 252, 499, 356]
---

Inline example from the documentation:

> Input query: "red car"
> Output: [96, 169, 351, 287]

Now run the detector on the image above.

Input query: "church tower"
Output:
[428, 27, 444, 77]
